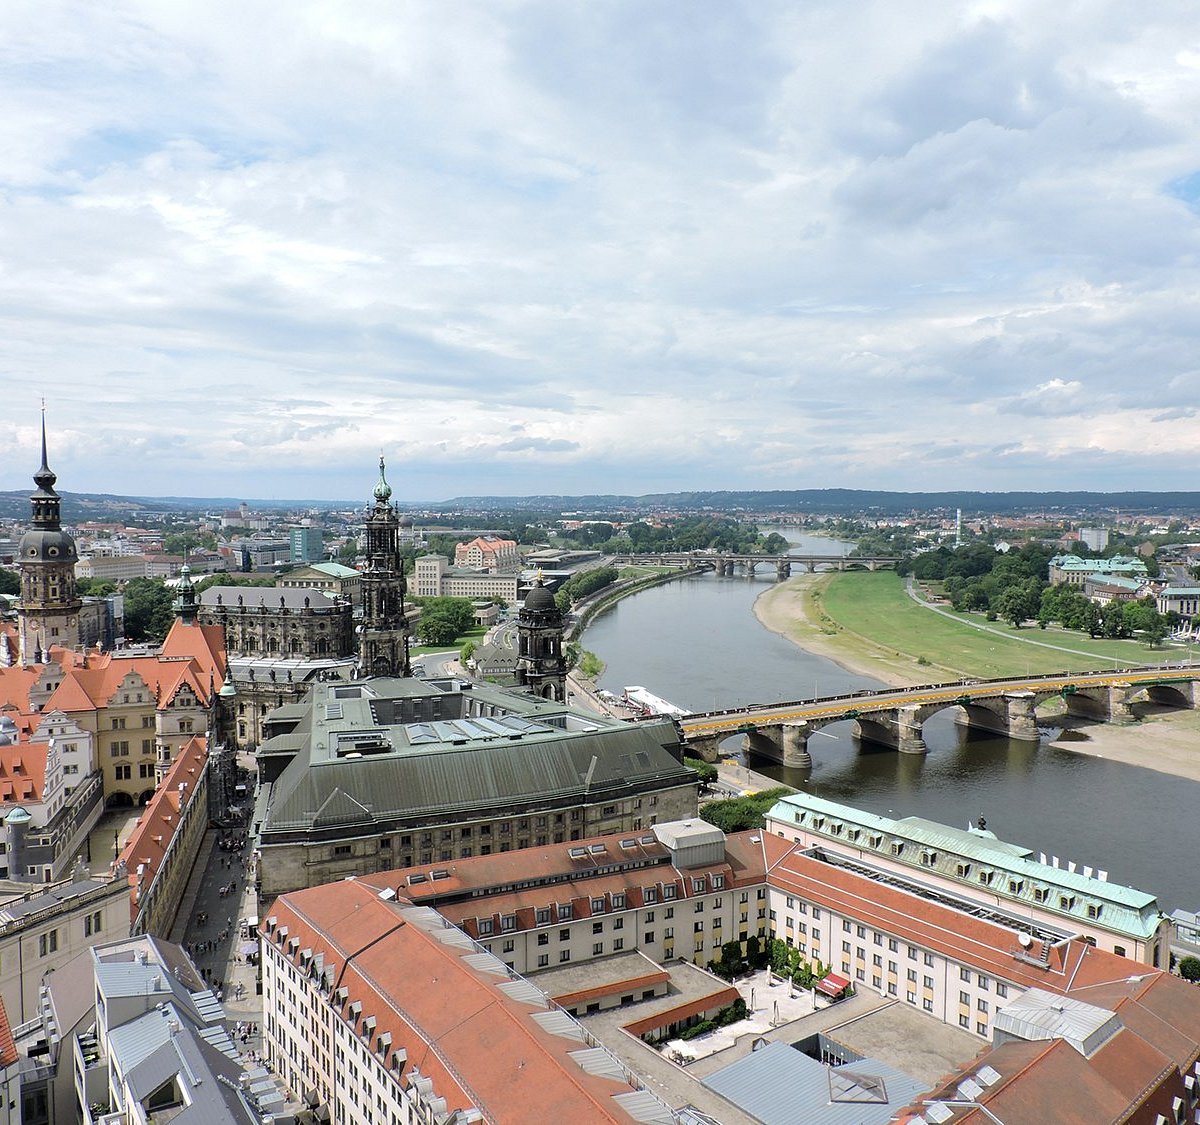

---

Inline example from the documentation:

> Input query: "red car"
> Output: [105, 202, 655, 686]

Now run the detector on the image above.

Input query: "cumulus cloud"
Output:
[1, 0, 1199, 499]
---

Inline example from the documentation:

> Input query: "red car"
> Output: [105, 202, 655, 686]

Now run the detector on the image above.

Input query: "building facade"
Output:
[453, 534, 519, 572]
[412, 554, 520, 605]
[764, 792, 1168, 965]
[262, 881, 675, 1125]
[357, 820, 768, 976]
[254, 676, 698, 898]
[198, 586, 355, 659]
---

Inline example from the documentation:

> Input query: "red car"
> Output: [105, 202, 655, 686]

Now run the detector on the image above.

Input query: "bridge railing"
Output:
[680, 663, 1196, 726]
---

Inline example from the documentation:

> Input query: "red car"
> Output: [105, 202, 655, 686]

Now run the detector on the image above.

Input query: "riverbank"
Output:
[754, 574, 1200, 784]
[752, 574, 934, 688]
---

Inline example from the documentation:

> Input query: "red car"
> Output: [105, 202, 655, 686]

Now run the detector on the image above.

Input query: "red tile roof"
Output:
[119, 735, 208, 924]
[0, 994, 15, 1068]
[266, 881, 665, 1123]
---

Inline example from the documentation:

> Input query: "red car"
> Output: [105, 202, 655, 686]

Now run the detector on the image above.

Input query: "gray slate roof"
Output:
[703, 1041, 928, 1125]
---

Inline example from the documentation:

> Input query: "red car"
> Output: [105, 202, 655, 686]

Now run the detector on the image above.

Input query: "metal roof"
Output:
[703, 1041, 928, 1125]
[993, 986, 1122, 1057]
[263, 717, 692, 835]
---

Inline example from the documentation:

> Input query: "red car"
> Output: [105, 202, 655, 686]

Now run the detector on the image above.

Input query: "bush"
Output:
[685, 757, 717, 785]
[700, 787, 795, 832]
[1179, 955, 1200, 982]
[679, 1018, 716, 1041]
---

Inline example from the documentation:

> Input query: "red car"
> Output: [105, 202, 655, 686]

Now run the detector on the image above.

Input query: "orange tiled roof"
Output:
[0, 741, 47, 805]
[0, 994, 15, 1067]
[119, 735, 208, 923]
[267, 881, 660, 1123]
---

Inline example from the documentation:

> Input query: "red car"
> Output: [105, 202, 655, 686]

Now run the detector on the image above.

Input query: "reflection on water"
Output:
[584, 531, 1199, 908]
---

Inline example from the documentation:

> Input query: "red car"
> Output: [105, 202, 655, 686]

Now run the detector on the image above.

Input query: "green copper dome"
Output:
[373, 456, 392, 503]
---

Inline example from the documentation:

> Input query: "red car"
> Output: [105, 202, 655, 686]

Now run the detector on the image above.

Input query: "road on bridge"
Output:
[678, 665, 1199, 741]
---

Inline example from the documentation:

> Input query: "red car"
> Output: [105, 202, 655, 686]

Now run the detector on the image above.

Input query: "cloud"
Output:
[1, 1, 1198, 499]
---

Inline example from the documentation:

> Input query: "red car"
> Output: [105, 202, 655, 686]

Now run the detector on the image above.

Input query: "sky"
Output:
[3, 1, 1200, 502]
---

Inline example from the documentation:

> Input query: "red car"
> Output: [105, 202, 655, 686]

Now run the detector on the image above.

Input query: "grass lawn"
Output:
[410, 624, 488, 657]
[818, 571, 1170, 680]
[617, 565, 674, 578]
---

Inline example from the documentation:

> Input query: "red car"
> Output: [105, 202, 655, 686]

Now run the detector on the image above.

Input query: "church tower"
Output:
[515, 577, 567, 701]
[357, 456, 410, 678]
[17, 412, 81, 665]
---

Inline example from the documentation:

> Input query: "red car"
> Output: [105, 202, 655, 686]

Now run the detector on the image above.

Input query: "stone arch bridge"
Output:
[608, 552, 901, 580]
[677, 667, 1200, 768]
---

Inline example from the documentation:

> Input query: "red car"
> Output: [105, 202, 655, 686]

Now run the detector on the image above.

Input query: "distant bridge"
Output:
[609, 552, 902, 579]
[677, 665, 1200, 766]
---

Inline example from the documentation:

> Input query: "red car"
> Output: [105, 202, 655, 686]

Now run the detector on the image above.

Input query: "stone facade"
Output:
[198, 586, 355, 659]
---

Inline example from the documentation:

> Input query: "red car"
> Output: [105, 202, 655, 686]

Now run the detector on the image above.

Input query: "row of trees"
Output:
[553, 566, 619, 612]
[912, 542, 1176, 643]
[555, 516, 789, 557]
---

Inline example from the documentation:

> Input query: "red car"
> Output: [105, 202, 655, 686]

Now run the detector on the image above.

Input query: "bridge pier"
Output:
[745, 561, 758, 577]
[781, 722, 812, 769]
[1108, 683, 1135, 724]
[684, 736, 721, 764]
[1005, 691, 1039, 742]
[776, 560, 791, 581]
[742, 730, 782, 764]
[896, 705, 926, 755]
[805, 561, 816, 573]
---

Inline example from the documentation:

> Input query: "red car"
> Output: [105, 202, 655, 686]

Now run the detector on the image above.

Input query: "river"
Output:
[584, 531, 1196, 910]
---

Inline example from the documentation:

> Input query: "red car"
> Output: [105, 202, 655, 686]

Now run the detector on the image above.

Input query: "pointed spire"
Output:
[33, 403, 57, 497]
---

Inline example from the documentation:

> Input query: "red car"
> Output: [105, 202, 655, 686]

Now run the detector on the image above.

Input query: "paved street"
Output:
[168, 751, 264, 1061]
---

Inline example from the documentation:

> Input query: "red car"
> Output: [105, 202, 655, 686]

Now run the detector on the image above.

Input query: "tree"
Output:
[1179, 955, 1200, 982]
[76, 578, 117, 597]
[995, 586, 1033, 628]
[415, 597, 475, 646]
[684, 757, 717, 785]
[0, 568, 21, 596]
[123, 578, 176, 642]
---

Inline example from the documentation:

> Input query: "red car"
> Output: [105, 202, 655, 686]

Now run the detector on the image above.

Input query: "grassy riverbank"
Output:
[755, 571, 1200, 781]
[817, 571, 1161, 679]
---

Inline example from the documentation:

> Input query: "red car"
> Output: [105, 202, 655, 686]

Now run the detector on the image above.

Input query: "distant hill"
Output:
[437, 489, 1200, 517]
[0, 486, 1196, 522]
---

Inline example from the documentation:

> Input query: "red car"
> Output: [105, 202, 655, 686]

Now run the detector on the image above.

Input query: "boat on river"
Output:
[622, 685, 690, 718]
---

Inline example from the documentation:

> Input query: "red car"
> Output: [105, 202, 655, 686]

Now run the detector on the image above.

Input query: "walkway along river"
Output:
[583, 532, 1198, 910]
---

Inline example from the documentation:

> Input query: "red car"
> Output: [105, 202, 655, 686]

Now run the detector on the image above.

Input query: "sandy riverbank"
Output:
[753, 575, 1200, 784]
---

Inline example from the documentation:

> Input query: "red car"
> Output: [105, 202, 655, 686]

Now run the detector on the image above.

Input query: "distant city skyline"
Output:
[5, 3, 1199, 501]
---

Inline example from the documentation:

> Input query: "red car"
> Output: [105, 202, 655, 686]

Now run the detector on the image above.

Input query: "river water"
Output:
[585, 532, 1196, 910]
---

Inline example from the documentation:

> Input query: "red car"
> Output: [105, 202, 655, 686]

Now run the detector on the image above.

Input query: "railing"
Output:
[680, 663, 1200, 730]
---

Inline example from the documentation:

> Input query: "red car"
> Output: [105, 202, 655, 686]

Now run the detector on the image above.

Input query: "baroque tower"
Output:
[515, 577, 567, 701]
[17, 413, 81, 665]
[357, 456, 410, 678]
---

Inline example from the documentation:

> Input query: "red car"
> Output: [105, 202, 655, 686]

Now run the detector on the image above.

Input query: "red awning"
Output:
[815, 972, 851, 997]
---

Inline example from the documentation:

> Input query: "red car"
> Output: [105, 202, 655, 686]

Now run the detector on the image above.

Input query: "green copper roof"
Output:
[373, 455, 392, 503]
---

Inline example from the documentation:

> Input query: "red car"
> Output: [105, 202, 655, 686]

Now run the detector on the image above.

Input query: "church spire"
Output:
[373, 454, 393, 504]
[30, 405, 61, 528]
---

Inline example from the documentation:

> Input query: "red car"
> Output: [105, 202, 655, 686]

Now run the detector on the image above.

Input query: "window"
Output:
[593, 942, 604, 955]
[923, 976, 933, 989]
[85, 911, 102, 937]
[977, 999, 988, 1013]
[644, 932, 654, 944]
[536, 908, 550, 925]
[924, 952, 934, 967]
[959, 991, 970, 1005]
[712, 875, 723, 889]
[559, 950, 571, 963]
[591, 898, 605, 913]
[996, 982, 1008, 998]
[38, 930, 58, 957]
[557, 904, 572, 920]
[537, 954, 549, 968]
[613, 938, 624, 951]
[537, 933, 548, 946]
[612, 893, 625, 908]
[694, 921, 704, 933]
[559, 929, 570, 942]
[959, 1014, 971, 1028]
[478, 920, 494, 935]
[644, 911, 654, 923]
[593, 922, 603, 935]
[976, 1021, 988, 1035]
[856, 925, 866, 939]
[977, 974, 989, 990]
[613, 917, 623, 930]
[663, 885, 677, 900]
[501, 915, 516, 932]
[502, 940, 514, 954]
[960, 967, 971, 982]
[923, 998, 934, 1012]
[644, 888, 658, 904]
[692, 878, 706, 893]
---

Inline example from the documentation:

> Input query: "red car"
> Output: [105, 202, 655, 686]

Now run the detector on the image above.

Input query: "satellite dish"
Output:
[1019, 933, 1033, 948]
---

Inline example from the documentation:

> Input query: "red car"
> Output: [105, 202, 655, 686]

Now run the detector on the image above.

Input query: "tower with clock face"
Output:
[17, 413, 81, 665]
